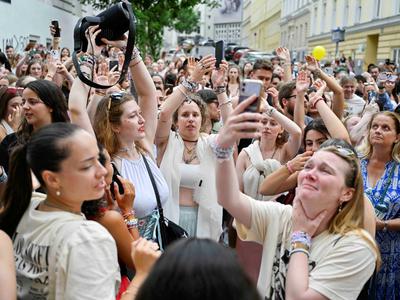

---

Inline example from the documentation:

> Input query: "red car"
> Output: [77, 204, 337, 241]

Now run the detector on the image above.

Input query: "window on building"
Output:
[321, 1, 326, 33]
[355, 0, 362, 23]
[304, 22, 308, 39]
[343, 0, 349, 27]
[373, 0, 381, 18]
[313, 6, 318, 35]
[331, 0, 337, 29]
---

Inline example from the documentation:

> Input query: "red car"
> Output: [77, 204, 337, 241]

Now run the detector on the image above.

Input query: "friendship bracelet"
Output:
[312, 97, 324, 109]
[209, 136, 234, 162]
[291, 231, 312, 249]
[289, 248, 310, 258]
[129, 58, 143, 68]
[214, 86, 226, 95]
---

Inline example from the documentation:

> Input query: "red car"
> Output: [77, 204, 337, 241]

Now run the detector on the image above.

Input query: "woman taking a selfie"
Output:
[214, 98, 379, 299]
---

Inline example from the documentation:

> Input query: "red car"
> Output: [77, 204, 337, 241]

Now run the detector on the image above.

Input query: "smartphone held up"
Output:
[238, 79, 263, 113]
[51, 20, 61, 37]
[215, 40, 224, 69]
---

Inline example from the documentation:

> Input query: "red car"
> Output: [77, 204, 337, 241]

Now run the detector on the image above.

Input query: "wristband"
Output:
[209, 136, 234, 161]
[291, 231, 311, 249]
[214, 86, 226, 95]
[129, 58, 142, 68]
[289, 248, 309, 258]
[312, 97, 324, 109]
[181, 78, 199, 93]
[285, 161, 295, 174]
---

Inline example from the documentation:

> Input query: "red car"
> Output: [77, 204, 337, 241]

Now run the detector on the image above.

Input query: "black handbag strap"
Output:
[142, 155, 165, 221]
[72, 2, 136, 89]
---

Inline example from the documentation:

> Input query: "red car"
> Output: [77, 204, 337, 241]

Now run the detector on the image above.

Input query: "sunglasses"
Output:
[107, 92, 125, 110]
[6, 86, 24, 96]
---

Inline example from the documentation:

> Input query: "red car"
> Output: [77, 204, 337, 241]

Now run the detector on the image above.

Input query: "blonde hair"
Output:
[319, 143, 381, 268]
[358, 111, 400, 162]
[93, 94, 147, 157]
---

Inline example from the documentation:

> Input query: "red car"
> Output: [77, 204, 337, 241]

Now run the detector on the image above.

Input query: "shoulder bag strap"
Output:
[142, 155, 165, 221]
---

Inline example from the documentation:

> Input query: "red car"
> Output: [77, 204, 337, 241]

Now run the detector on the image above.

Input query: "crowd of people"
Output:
[0, 21, 399, 300]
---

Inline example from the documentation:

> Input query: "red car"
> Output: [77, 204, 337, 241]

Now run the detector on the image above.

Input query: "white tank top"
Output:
[117, 155, 169, 218]
[179, 163, 202, 189]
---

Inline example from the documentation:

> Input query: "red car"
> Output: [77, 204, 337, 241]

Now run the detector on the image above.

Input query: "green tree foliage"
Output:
[80, 0, 218, 57]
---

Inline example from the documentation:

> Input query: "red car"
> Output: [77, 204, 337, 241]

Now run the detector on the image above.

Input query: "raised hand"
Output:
[305, 55, 320, 72]
[287, 151, 313, 173]
[211, 60, 228, 87]
[131, 238, 161, 277]
[85, 25, 104, 57]
[276, 47, 291, 62]
[296, 70, 310, 93]
[216, 95, 263, 149]
[101, 35, 128, 50]
[112, 176, 136, 214]
[189, 55, 216, 83]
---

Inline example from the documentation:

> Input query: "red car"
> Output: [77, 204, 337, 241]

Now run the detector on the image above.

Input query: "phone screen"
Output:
[215, 40, 224, 69]
[109, 60, 119, 71]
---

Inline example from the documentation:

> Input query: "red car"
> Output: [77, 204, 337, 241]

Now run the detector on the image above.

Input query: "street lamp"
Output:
[331, 27, 345, 58]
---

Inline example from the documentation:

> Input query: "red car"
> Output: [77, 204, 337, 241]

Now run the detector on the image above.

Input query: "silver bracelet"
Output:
[181, 78, 199, 93]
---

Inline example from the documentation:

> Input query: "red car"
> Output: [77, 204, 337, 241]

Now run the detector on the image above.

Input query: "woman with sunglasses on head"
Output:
[155, 56, 231, 240]
[71, 26, 167, 242]
[0, 123, 120, 299]
[214, 99, 379, 299]
[0, 79, 69, 174]
[358, 111, 400, 300]
[0, 86, 23, 142]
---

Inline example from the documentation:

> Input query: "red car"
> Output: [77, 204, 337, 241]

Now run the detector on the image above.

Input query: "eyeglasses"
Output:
[286, 94, 297, 99]
[22, 97, 44, 106]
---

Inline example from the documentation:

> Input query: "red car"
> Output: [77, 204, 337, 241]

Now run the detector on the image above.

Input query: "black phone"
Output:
[215, 40, 224, 69]
[109, 60, 119, 71]
[110, 164, 124, 198]
[51, 20, 61, 37]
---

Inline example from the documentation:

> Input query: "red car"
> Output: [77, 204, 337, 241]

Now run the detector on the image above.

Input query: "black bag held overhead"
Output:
[142, 155, 188, 250]
[72, 2, 136, 89]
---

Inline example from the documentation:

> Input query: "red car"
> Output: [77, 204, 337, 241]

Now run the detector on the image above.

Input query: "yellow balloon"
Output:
[312, 46, 326, 60]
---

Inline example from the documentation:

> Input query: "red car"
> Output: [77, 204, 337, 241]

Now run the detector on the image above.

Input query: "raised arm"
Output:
[211, 60, 233, 123]
[276, 47, 292, 83]
[311, 80, 350, 143]
[265, 102, 302, 163]
[215, 96, 263, 228]
[306, 55, 344, 118]
[294, 70, 310, 132]
[349, 103, 379, 145]
[155, 56, 215, 162]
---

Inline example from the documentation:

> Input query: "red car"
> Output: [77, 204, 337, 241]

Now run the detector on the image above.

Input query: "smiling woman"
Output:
[0, 123, 120, 299]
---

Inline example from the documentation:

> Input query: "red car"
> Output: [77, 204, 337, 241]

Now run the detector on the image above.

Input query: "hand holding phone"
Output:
[215, 40, 224, 69]
[109, 60, 119, 71]
[239, 79, 263, 113]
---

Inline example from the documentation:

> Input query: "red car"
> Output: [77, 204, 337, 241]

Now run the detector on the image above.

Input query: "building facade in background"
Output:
[240, 0, 281, 52]
[308, 0, 400, 72]
[280, 0, 310, 62]
[0, 0, 97, 52]
[213, 0, 243, 44]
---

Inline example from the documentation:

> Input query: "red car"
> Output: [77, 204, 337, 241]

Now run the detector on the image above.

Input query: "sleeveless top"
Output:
[115, 155, 169, 218]
[1, 119, 14, 135]
[242, 141, 281, 201]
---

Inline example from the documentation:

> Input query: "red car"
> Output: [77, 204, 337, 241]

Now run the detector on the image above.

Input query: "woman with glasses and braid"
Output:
[213, 96, 379, 299]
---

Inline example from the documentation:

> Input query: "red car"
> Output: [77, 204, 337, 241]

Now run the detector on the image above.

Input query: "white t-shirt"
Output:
[344, 94, 365, 116]
[236, 195, 376, 300]
[14, 193, 120, 300]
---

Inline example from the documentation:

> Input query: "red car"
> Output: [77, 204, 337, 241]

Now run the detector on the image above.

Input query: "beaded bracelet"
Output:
[291, 231, 311, 249]
[209, 136, 234, 161]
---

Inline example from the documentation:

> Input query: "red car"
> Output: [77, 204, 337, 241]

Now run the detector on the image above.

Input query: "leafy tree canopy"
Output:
[80, 0, 218, 57]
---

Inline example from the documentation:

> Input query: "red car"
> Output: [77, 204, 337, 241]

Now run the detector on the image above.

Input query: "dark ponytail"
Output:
[0, 144, 32, 238]
[0, 123, 81, 238]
